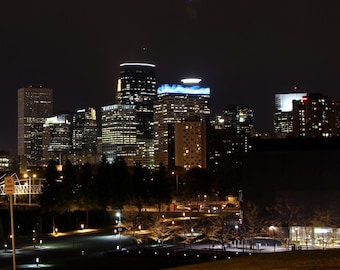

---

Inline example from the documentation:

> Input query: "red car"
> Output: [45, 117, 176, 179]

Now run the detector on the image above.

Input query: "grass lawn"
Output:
[164, 249, 340, 270]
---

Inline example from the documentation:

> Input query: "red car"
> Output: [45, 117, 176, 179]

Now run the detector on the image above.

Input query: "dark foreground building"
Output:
[240, 137, 340, 212]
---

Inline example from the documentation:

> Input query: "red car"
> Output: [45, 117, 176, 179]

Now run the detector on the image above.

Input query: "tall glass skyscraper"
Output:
[154, 78, 210, 167]
[117, 62, 156, 167]
[118, 62, 156, 139]
[101, 104, 137, 164]
[222, 104, 254, 153]
[72, 107, 98, 156]
[223, 104, 254, 134]
[43, 114, 72, 162]
[17, 86, 53, 168]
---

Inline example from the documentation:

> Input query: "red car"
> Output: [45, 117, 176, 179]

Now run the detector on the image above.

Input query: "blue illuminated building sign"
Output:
[157, 84, 210, 95]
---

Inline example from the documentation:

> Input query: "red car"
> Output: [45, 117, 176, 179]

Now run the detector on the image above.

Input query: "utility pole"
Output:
[5, 176, 16, 270]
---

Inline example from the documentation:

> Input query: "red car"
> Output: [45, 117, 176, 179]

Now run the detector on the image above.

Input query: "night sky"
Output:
[1, 0, 340, 155]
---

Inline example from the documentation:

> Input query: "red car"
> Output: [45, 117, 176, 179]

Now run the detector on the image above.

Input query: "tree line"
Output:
[36, 154, 340, 246]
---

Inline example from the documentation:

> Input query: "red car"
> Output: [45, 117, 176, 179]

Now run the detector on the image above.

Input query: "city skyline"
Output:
[1, 1, 340, 155]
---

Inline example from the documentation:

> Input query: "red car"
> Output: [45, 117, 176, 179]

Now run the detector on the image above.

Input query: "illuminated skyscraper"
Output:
[292, 93, 340, 138]
[207, 105, 254, 167]
[117, 62, 156, 167]
[274, 90, 306, 136]
[43, 114, 72, 163]
[101, 104, 137, 164]
[223, 104, 254, 134]
[154, 78, 210, 167]
[223, 104, 254, 153]
[72, 107, 98, 156]
[17, 86, 53, 168]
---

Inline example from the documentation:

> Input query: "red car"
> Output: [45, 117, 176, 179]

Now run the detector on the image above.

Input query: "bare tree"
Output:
[310, 208, 334, 227]
[267, 196, 304, 247]
[147, 214, 176, 245]
[242, 200, 266, 250]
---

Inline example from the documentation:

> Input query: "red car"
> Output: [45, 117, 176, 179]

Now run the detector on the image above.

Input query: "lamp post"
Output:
[116, 212, 122, 250]
[295, 227, 298, 242]
[235, 225, 239, 248]
[24, 173, 36, 205]
[182, 212, 186, 239]
[171, 171, 179, 195]
[5, 176, 16, 270]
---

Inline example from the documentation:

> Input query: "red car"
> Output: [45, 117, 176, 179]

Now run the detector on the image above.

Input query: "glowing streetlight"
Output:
[171, 171, 179, 195]
[32, 229, 37, 248]
[235, 225, 239, 247]
[116, 212, 122, 249]
[24, 173, 37, 205]
[295, 227, 298, 242]
[116, 212, 122, 226]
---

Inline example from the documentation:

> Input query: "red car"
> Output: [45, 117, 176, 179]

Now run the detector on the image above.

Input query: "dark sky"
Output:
[1, 0, 340, 155]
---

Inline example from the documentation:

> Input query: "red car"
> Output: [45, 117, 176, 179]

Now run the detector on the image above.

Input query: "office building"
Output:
[117, 62, 157, 167]
[17, 86, 53, 168]
[208, 104, 254, 163]
[101, 104, 137, 164]
[42, 114, 72, 163]
[292, 93, 340, 138]
[223, 104, 254, 134]
[154, 78, 210, 167]
[0, 151, 19, 173]
[206, 125, 247, 168]
[170, 119, 207, 170]
[72, 107, 98, 156]
[274, 90, 307, 136]
[223, 104, 254, 153]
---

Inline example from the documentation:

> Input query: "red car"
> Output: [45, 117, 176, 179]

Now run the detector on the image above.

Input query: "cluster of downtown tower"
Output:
[16, 62, 340, 173]
[17, 62, 214, 171]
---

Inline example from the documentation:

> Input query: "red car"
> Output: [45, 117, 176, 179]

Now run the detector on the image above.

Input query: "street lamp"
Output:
[24, 173, 37, 205]
[171, 171, 179, 195]
[295, 227, 298, 242]
[116, 212, 122, 226]
[235, 225, 239, 247]
[182, 212, 186, 238]
[116, 212, 122, 250]
[32, 229, 37, 248]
